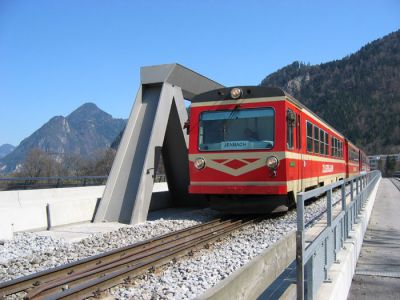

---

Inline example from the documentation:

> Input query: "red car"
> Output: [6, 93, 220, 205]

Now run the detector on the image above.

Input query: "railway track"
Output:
[0, 217, 258, 299]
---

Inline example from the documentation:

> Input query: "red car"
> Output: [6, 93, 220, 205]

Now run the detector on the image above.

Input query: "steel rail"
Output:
[26, 218, 248, 299]
[36, 218, 256, 300]
[0, 218, 224, 296]
[1, 217, 257, 299]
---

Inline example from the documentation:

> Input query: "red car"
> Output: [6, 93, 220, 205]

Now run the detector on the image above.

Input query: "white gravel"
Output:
[0, 209, 219, 283]
[0, 189, 345, 299]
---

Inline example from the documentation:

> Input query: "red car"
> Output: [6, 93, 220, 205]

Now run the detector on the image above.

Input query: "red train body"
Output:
[187, 86, 369, 213]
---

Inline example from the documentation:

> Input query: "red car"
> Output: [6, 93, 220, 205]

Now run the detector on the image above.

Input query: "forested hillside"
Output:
[261, 30, 400, 154]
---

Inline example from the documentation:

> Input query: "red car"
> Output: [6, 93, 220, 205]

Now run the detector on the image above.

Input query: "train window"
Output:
[306, 121, 313, 152]
[198, 107, 275, 151]
[325, 132, 329, 155]
[349, 148, 352, 161]
[336, 139, 339, 157]
[339, 141, 343, 158]
[319, 128, 324, 155]
[286, 109, 295, 150]
[332, 137, 337, 157]
[314, 125, 320, 154]
[333, 138, 336, 157]
[296, 114, 301, 150]
[351, 148, 359, 161]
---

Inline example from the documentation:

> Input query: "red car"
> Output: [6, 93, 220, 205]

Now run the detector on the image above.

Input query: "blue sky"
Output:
[0, 0, 399, 146]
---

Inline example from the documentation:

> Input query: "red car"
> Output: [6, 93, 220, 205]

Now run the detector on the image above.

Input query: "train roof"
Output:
[191, 86, 286, 102]
[191, 86, 363, 148]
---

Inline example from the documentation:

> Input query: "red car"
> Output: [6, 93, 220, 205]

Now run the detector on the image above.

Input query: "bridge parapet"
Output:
[296, 170, 381, 300]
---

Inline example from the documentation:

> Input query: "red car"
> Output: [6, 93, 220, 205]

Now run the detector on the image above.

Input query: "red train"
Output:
[187, 86, 369, 213]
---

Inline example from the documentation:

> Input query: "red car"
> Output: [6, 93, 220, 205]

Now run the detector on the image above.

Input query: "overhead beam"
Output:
[140, 63, 223, 100]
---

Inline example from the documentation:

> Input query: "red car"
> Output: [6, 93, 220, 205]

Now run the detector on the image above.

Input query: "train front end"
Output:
[188, 86, 291, 213]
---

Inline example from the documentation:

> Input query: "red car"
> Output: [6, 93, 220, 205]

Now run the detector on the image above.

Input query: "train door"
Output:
[304, 119, 314, 191]
[345, 140, 350, 178]
[296, 111, 303, 192]
[287, 108, 303, 198]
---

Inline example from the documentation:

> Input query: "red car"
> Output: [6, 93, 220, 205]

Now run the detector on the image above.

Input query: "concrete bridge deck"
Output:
[2, 177, 397, 299]
[348, 178, 400, 300]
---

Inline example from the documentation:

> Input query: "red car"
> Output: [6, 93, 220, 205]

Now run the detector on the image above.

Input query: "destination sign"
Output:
[222, 141, 249, 150]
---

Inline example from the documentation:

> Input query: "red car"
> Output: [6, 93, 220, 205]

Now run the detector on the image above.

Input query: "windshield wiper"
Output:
[227, 104, 240, 120]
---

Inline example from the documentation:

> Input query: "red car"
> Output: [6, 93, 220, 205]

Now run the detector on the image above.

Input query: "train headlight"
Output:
[194, 157, 206, 170]
[230, 88, 242, 99]
[266, 156, 279, 169]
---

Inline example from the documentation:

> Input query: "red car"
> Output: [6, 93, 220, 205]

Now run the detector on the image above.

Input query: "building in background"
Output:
[368, 154, 400, 176]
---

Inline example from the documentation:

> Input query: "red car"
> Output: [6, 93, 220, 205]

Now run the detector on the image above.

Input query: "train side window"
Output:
[337, 140, 340, 157]
[332, 137, 337, 157]
[306, 121, 313, 152]
[325, 132, 329, 155]
[351, 148, 358, 161]
[336, 140, 339, 157]
[296, 114, 301, 150]
[319, 128, 324, 155]
[342, 142, 344, 158]
[314, 125, 320, 154]
[286, 109, 295, 150]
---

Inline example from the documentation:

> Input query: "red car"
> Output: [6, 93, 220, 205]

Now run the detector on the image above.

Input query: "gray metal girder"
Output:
[94, 64, 224, 224]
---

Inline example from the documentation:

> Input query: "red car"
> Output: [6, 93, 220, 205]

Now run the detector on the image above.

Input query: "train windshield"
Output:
[199, 108, 274, 151]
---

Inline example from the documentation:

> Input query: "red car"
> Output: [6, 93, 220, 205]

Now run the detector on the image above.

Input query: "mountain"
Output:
[110, 127, 125, 150]
[261, 30, 400, 155]
[0, 144, 15, 159]
[0, 103, 126, 173]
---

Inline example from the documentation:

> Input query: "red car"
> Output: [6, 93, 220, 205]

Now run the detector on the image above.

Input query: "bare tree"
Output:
[16, 149, 61, 177]
[91, 148, 116, 176]
[13, 147, 117, 178]
[61, 154, 87, 176]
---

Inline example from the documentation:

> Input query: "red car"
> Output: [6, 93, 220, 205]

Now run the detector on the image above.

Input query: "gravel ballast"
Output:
[0, 190, 344, 299]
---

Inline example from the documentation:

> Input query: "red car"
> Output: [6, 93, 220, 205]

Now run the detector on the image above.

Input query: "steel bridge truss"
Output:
[94, 64, 223, 224]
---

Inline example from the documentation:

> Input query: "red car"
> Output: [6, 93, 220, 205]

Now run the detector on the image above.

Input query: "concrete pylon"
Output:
[94, 64, 223, 224]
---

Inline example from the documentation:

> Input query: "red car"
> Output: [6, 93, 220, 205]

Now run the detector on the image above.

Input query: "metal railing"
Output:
[0, 174, 168, 191]
[296, 170, 381, 300]
[0, 176, 108, 191]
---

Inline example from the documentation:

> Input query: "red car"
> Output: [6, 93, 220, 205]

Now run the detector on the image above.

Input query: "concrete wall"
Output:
[0, 186, 105, 240]
[0, 183, 170, 240]
[197, 231, 296, 300]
